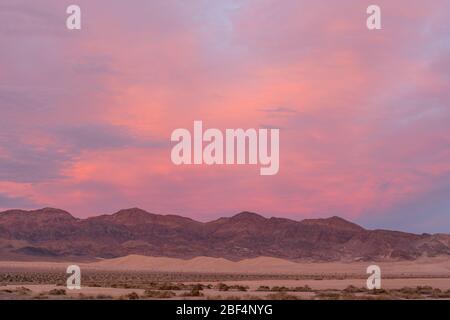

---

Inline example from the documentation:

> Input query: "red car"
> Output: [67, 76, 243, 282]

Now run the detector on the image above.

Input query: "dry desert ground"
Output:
[0, 255, 449, 300]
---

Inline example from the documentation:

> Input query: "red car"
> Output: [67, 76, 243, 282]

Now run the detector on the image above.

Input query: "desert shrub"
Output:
[431, 289, 450, 299]
[234, 285, 248, 292]
[315, 292, 341, 300]
[1, 289, 13, 293]
[15, 286, 32, 295]
[125, 292, 140, 300]
[144, 290, 176, 299]
[217, 283, 230, 291]
[390, 288, 422, 300]
[398, 292, 421, 300]
[293, 285, 313, 292]
[90, 283, 102, 288]
[343, 285, 366, 293]
[398, 287, 416, 294]
[180, 287, 204, 297]
[215, 283, 249, 292]
[269, 285, 312, 292]
[157, 282, 182, 291]
[415, 286, 434, 295]
[192, 284, 204, 291]
[48, 289, 66, 296]
[339, 292, 358, 300]
[270, 286, 289, 292]
[430, 288, 442, 296]
[369, 288, 389, 295]
[266, 292, 298, 300]
[77, 293, 99, 300]
[256, 286, 270, 292]
[77, 293, 87, 299]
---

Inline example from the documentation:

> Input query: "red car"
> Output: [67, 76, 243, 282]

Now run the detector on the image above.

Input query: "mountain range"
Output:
[0, 208, 448, 262]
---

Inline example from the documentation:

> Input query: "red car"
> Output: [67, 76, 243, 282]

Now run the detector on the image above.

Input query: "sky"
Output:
[0, 0, 449, 233]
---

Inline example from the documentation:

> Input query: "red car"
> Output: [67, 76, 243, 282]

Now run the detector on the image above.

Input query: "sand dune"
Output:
[87, 255, 450, 276]
[89, 255, 301, 274]
[0, 255, 449, 276]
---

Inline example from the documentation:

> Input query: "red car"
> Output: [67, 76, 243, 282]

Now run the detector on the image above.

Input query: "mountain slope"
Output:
[0, 208, 448, 261]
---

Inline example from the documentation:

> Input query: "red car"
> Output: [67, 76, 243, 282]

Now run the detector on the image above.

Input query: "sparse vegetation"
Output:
[343, 285, 366, 293]
[0, 267, 448, 300]
[48, 289, 66, 296]
[266, 292, 299, 300]
[122, 292, 140, 300]
[143, 290, 176, 299]
[215, 283, 248, 292]
[180, 288, 203, 297]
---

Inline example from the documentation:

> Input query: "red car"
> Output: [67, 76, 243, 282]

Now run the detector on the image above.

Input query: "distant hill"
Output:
[0, 208, 448, 261]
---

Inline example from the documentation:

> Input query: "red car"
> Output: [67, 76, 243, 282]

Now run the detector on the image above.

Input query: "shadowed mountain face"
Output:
[0, 208, 448, 261]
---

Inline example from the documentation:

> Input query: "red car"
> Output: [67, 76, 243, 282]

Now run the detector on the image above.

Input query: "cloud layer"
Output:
[0, 0, 449, 232]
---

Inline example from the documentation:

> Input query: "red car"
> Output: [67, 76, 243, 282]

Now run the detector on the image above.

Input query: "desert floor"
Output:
[0, 255, 449, 300]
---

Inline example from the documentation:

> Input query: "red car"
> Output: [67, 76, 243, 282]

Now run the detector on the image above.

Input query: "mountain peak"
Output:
[103, 208, 198, 227]
[104, 208, 156, 224]
[38, 207, 72, 214]
[301, 216, 364, 231]
[231, 211, 266, 221]
[0, 208, 448, 261]
[113, 208, 151, 216]
[0, 208, 76, 224]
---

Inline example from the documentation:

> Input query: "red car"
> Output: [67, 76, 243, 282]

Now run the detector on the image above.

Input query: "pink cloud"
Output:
[0, 1, 449, 231]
